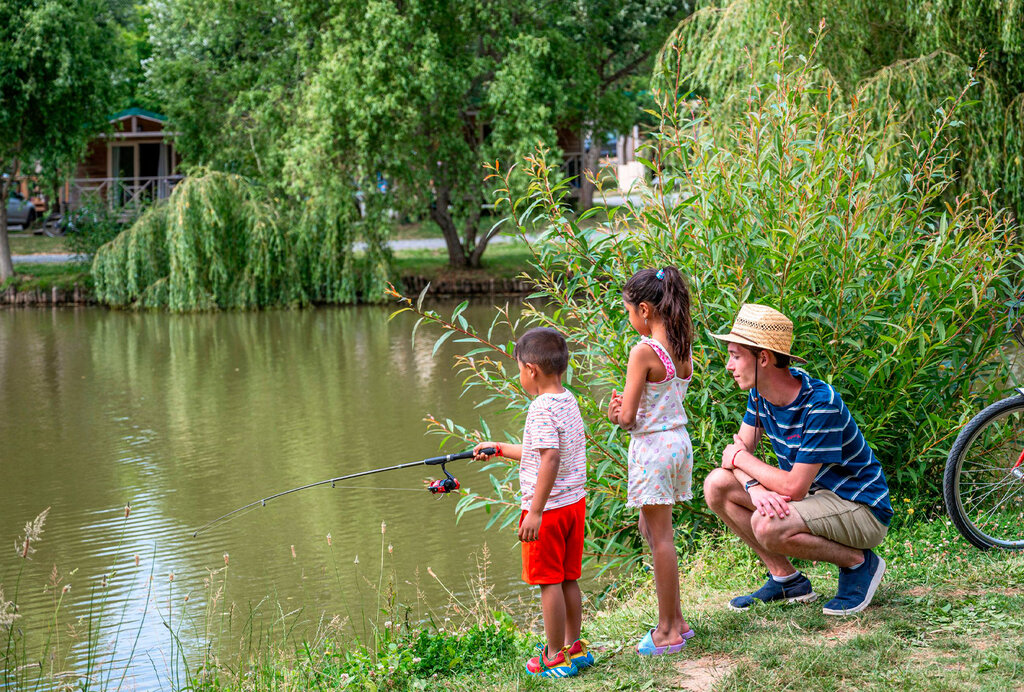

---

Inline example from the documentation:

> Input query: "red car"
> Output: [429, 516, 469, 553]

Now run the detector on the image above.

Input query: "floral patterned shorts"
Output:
[627, 428, 693, 508]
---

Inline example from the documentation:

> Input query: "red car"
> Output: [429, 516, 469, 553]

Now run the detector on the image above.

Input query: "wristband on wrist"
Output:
[730, 448, 744, 467]
[494, 443, 502, 457]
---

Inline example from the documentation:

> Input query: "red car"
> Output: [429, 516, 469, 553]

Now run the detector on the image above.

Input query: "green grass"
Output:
[5, 233, 69, 255]
[1, 262, 91, 292]
[391, 241, 536, 282]
[179, 517, 1024, 691]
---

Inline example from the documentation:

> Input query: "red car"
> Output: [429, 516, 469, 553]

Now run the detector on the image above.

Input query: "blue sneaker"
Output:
[729, 573, 818, 611]
[822, 550, 886, 615]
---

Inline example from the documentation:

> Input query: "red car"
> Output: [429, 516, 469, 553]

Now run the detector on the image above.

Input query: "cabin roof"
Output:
[108, 107, 168, 124]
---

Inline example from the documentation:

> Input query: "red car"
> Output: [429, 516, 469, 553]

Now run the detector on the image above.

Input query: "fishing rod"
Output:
[192, 447, 495, 537]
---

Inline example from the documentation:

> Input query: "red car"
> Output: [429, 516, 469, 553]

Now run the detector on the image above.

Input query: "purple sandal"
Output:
[636, 627, 695, 655]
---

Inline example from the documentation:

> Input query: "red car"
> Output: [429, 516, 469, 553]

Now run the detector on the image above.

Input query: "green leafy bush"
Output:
[399, 29, 1021, 567]
[302, 615, 521, 690]
[60, 195, 137, 260]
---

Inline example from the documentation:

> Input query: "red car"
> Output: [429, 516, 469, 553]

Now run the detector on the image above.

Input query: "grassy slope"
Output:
[184, 518, 1023, 691]
[413, 520, 1024, 691]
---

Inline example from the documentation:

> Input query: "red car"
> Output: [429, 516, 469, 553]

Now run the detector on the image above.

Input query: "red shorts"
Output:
[520, 497, 585, 585]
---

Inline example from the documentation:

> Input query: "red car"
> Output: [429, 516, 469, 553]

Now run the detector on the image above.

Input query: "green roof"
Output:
[107, 107, 168, 122]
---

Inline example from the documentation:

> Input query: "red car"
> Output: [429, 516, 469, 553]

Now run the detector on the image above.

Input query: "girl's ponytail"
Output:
[623, 266, 693, 363]
[657, 267, 693, 364]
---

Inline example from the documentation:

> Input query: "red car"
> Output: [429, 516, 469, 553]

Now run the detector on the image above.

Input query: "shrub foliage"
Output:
[398, 30, 1021, 566]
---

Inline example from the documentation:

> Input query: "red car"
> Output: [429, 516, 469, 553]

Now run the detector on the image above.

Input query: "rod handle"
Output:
[423, 448, 496, 465]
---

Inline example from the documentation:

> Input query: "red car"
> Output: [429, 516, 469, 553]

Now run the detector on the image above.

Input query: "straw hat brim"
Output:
[710, 331, 808, 364]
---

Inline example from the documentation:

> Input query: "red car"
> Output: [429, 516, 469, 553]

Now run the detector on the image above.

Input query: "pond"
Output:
[0, 302, 543, 689]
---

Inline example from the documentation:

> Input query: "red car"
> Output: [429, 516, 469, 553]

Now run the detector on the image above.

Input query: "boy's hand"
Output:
[473, 442, 499, 460]
[518, 510, 542, 542]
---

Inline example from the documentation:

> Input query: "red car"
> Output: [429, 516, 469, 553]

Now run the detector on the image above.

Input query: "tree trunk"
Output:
[430, 183, 468, 267]
[577, 141, 602, 210]
[0, 174, 14, 281]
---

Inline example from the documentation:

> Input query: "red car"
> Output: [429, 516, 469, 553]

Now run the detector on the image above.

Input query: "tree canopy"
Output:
[658, 0, 1024, 220]
[0, 0, 123, 280]
[145, 0, 690, 268]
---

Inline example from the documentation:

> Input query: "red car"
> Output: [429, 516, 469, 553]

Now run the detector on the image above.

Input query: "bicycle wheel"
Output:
[944, 394, 1024, 550]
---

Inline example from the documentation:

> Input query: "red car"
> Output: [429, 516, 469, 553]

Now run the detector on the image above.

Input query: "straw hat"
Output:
[711, 303, 806, 363]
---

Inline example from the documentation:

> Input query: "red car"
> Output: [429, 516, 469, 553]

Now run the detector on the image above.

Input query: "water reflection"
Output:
[0, 304, 527, 689]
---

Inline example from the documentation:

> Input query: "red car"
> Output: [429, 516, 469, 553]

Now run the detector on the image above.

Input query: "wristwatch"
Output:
[744, 479, 761, 493]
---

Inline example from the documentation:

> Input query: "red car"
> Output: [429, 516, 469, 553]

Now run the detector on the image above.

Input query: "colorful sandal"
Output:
[566, 638, 595, 670]
[526, 645, 579, 677]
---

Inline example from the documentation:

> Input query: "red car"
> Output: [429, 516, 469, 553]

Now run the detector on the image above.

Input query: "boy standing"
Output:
[475, 327, 592, 678]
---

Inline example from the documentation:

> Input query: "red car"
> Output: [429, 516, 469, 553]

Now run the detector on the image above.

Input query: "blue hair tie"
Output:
[656, 268, 665, 280]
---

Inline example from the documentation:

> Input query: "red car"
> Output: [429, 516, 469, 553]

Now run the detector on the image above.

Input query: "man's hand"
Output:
[749, 486, 792, 518]
[722, 434, 747, 469]
[518, 510, 542, 542]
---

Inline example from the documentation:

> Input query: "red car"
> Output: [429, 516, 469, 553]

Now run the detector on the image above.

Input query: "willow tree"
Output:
[658, 0, 1024, 219]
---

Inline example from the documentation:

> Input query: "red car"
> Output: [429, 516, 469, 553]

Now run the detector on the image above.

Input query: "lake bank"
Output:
[2, 243, 536, 306]
[184, 519, 1024, 691]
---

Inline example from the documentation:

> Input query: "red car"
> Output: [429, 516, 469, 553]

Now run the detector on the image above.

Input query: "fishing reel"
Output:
[427, 464, 460, 495]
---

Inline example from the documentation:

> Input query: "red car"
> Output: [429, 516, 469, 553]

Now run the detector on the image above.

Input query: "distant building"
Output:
[61, 107, 183, 212]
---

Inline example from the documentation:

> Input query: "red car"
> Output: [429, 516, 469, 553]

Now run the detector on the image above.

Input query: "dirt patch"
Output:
[670, 655, 737, 692]
[819, 620, 873, 645]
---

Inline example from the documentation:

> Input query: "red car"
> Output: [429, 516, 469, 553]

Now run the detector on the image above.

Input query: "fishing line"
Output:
[192, 447, 495, 537]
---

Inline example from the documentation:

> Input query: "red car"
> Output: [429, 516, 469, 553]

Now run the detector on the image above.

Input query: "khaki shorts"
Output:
[790, 489, 888, 550]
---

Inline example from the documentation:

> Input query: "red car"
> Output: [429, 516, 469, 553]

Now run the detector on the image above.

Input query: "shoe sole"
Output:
[728, 591, 819, 612]
[822, 556, 886, 616]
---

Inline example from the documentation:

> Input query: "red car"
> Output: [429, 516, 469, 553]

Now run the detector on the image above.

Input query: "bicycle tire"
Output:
[944, 394, 1024, 550]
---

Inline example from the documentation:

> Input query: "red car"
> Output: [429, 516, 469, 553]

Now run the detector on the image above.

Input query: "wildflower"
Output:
[124, 503, 131, 518]
[908, 508, 915, 515]
[326, 533, 333, 547]
[381, 521, 387, 535]
[169, 573, 174, 582]
[223, 553, 229, 566]
[134, 554, 140, 567]
[354, 554, 359, 565]
[290, 545, 296, 559]
[16, 507, 50, 559]
[388, 544, 393, 555]
[384, 621, 392, 628]
[413, 657, 421, 664]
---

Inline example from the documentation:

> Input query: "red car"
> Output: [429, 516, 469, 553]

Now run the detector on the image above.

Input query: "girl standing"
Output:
[607, 266, 696, 655]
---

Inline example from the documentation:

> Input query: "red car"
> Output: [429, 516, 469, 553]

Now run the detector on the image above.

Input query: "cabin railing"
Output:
[63, 175, 185, 211]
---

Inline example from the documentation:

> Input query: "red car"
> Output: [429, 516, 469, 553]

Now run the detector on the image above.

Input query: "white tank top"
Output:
[630, 337, 691, 435]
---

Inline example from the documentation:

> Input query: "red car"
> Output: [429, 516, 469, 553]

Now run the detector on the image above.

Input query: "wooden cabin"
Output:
[60, 107, 182, 213]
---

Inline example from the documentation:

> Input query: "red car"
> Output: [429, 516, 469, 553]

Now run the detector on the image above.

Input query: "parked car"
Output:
[6, 190, 37, 229]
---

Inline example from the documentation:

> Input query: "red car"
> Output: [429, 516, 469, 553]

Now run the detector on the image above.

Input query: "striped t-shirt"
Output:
[743, 369, 893, 525]
[520, 390, 587, 511]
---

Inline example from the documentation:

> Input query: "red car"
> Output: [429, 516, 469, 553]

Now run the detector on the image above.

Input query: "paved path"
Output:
[10, 233, 536, 265]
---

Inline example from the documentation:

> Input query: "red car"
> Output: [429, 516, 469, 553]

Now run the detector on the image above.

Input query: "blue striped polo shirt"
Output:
[742, 368, 893, 526]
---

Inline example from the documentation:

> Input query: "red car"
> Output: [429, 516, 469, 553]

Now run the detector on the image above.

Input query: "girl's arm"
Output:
[614, 344, 658, 430]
